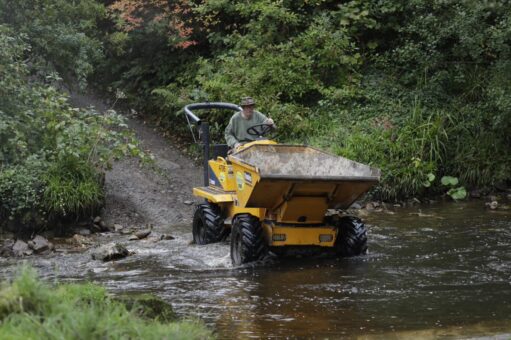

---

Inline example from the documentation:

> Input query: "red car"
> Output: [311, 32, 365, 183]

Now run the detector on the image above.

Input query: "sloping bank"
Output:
[0, 266, 212, 339]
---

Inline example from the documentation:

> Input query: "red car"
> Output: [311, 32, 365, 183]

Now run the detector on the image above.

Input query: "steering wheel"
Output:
[246, 123, 275, 137]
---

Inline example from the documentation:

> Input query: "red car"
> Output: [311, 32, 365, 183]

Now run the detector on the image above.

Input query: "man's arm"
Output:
[255, 111, 276, 127]
[224, 118, 239, 148]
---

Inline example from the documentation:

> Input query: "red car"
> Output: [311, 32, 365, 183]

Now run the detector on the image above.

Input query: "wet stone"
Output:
[28, 235, 51, 254]
[91, 242, 129, 262]
[0, 239, 14, 257]
[77, 228, 92, 236]
[134, 228, 152, 240]
[12, 240, 33, 257]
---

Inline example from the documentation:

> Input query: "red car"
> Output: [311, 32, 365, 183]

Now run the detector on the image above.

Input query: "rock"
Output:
[128, 235, 139, 241]
[28, 235, 51, 254]
[93, 216, 101, 223]
[77, 228, 91, 236]
[91, 223, 102, 233]
[350, 202, 362, 209]
[393, 203, 402, 207]
[161, 234, 175, 240]
[12, 240, 33, 257]
[365, 202, 376, 211]
[91, 242, 129, 261]
[507, 193, 511, 200]
[183, 200, 193, 205]
[486, 201, 499, 210]
[145, 236, 161, 243]
[99, 221, 110, 231]
[134, 228, 152, 240]
[71, 234, 93, 247]
[113, 224, 124, 232]
[0, 239, 14, 257]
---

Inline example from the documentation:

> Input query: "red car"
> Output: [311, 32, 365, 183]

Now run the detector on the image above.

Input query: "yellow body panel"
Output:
[276, 197, 328, 224]
[262, 224, 337, 247]
[193, 186, 233, 203]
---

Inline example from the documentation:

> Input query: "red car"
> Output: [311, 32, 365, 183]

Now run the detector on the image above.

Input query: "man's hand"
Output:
[264, 118, 276, 127]
[234, 143, 242, 149]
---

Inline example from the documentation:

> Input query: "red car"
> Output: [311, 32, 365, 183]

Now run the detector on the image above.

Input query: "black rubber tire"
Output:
[192, 203, 224, 245]
[230, 214, 267, 266]
[335, 216, 368, 257]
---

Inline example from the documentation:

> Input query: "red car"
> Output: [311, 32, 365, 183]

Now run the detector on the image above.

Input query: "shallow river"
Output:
[1, 201, 511, 338]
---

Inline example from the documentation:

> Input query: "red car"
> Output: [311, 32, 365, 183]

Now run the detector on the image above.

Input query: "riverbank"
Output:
[0, 266, 211, 339]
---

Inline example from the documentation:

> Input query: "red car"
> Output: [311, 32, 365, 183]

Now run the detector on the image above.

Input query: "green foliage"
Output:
[2, 0, 506, 204]
[0, 0, 106, 87]
[441, 176, 467, 200]
[0, 266, 212, 339]
[0, 25, 143, 228]
[441, 176, 459, 187]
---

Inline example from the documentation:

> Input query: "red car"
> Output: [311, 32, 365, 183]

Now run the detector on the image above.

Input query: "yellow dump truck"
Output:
[184, 103, 381, 265]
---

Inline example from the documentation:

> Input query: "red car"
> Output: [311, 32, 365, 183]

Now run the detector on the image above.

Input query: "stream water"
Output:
[1, 201, 510, 338]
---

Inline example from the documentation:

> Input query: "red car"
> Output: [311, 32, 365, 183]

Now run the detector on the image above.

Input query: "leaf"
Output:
[447, 187, 467, 200]
[427, 173, 435, 182]
[441, 176, 458, 186]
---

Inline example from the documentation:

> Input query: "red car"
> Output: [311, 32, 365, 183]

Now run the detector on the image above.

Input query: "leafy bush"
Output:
[0, 266, 212, 339]
[0, 25, 142, 229]
[0, 0, 106, 87]
[149, 0, 511, 200]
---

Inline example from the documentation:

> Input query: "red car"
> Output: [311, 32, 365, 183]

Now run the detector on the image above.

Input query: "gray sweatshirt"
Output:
[224, 111, 267, 148]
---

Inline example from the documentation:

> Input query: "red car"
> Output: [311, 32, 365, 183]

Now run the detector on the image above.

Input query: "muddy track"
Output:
[70, 92, 201, 232]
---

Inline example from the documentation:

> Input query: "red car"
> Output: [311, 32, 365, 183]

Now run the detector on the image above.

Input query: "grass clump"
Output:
[0, 267, 212, 339]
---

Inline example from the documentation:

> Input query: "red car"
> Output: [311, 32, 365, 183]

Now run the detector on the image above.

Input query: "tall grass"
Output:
[0, 266, 212, 339]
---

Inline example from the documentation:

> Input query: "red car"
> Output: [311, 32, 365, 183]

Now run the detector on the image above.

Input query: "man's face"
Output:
[242, 105, 255, 119]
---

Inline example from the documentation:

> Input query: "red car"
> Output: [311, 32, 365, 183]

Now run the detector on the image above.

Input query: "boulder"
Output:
[0, 239, 14, 257]
[113, 224, 124, 232]
[134, 228, 151, 240]
[91, 242, 129, 261]
[99, 221, 110, 232]
[486, 201, 499, 210]
[12, 240, 33, 257]
[161, 234, 175, 240]
[91, 224, 103, 233]
[77, 228, 91, 236]
[350, 202, 362, 210]
[28, 235, 51, 254]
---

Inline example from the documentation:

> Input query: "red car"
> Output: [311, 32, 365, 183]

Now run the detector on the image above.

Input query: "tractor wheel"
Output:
[335, 216, 368, 257]
[192, 203, 224, 245]
[230, 214, 267, 266]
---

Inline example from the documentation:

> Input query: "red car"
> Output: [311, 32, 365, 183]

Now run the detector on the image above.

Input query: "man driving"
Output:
[224, 97, 275, 149]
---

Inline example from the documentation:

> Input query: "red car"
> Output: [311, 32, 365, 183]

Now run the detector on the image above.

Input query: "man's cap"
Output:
[240, 97, 256, 107]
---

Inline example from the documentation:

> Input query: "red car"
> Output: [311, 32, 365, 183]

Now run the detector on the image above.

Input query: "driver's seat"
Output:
[211, 144, 229, 159]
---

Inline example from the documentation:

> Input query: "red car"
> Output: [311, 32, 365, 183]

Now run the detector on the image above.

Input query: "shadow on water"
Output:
[1, 201, 511, 338]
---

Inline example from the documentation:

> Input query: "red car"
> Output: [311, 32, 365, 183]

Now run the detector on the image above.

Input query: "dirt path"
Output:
[70, 91, 202, 233]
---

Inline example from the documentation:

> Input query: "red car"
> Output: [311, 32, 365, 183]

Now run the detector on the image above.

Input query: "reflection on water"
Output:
[1, 201, 510, 338]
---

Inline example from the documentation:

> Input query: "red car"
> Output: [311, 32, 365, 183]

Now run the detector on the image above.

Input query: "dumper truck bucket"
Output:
[229, 144, 380, 211]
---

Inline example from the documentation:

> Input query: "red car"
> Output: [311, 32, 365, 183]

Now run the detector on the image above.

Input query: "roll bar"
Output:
[183, 102, 242, 186]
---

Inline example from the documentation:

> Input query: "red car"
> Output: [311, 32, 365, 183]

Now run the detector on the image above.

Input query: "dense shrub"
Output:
[0, 0, 106, 87]
[0, 26, 141, 229]
[126, 0, 510, 200]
